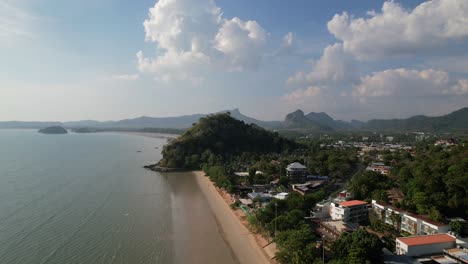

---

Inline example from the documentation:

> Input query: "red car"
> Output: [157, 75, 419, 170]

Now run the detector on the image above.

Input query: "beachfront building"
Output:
[330, 200, 368, 223]
[396, 234, 456, 257]
[286, 162, 307, 182]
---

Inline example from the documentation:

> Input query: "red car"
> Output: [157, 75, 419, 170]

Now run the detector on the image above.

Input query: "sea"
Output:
[0, 129, 236, 264]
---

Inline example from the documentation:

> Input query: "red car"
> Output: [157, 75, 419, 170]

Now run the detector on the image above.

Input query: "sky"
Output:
[1, 0, 468, 122]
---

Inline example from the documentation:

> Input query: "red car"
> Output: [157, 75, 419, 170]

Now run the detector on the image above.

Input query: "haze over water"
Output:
[0, 130, 235, 264]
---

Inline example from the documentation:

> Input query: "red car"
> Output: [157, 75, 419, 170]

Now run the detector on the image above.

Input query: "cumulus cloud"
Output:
[111, 74, 140, 81]
[214, 17, 267, 71]
[327, 0, 468, 59]
[446, 79, 468, 95]
[137, 0, 268, 83]
[353, 68, 468, 97]
[283, 86, 321, 102]
[282, 32, 294, 47]
[287, 43, 357, 86]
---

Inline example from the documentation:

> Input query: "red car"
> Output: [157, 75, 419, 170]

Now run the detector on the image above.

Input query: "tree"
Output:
[275, 225, 319, 264]
[331, 229, 384, 264]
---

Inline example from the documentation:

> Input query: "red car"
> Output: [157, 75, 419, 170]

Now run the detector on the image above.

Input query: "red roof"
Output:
[340, 200, 367, 207]
[397, 234, 455, 246]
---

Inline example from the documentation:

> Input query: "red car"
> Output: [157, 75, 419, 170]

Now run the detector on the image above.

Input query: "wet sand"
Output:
[192, 171, 271, 264]
[165, 172, 238, 264]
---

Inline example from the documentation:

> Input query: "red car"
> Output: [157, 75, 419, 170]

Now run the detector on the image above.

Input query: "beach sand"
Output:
[193, 171, 272, 264]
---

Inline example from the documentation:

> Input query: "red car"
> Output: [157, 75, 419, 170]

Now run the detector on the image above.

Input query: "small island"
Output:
[38, 126, 68, 134]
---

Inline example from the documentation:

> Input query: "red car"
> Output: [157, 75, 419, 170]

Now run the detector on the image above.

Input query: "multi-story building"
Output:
[371, 200, 449, 235]
[286, 162, 307, 182]
[331, 200, 368, 223]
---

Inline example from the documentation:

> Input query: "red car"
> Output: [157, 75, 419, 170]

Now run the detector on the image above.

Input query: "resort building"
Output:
[286, 162, 307, 182]
[396, 234, 456, 257]
[371, 200, 449, 235]
[330, 200, 368, 223]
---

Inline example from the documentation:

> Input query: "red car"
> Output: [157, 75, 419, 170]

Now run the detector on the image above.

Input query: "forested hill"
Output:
[159, 113, 297, 168]
[366, 107, 468, 132]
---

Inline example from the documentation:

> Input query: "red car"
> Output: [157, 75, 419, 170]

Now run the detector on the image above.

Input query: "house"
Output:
[396, 234, 456, 257]
[292, 180, 325, 195]
[330, 200, 368, 223]
[247, 192, 273, 202]
[286, 162, 307, 182]
[366, 162, 392, 175]
[336, 190, 352, 201]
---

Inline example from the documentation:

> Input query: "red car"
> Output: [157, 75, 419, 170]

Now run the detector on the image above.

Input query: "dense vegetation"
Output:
[159, 113, 297, 169]
[329, 229, 384, 264]
[393, 143, 468, 219]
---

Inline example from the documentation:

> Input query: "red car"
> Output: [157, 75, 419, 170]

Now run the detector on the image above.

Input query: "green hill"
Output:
[366, 107, 468, 132]
[159, 113, 296, 168]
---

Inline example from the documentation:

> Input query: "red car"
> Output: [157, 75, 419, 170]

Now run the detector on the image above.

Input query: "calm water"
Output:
[0, 130, 236, 264]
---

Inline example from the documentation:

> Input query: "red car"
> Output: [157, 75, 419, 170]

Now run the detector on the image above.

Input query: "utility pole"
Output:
[322, 235, 325, 264]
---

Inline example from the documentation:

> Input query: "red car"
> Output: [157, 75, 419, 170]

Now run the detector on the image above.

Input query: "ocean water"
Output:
[0, 130, 235, 264]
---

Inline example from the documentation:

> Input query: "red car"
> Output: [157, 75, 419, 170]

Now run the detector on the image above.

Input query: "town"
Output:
[205, 129, 468, 264]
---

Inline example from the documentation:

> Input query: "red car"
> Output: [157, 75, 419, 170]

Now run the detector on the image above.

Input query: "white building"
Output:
[274, 192, 289, 200]
[330, 200, 368, 223]
[396, 234, 456, 257]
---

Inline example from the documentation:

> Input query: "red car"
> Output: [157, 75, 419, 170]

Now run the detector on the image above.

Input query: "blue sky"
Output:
[1, 0, 467, 121]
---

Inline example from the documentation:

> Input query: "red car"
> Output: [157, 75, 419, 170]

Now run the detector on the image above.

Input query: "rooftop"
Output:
[339, 200, 368, 207]
[397, 234, 455, 246]
[287, 162, 306, 169]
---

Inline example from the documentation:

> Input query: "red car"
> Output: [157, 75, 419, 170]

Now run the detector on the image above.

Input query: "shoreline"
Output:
[192, 170, 275, 264]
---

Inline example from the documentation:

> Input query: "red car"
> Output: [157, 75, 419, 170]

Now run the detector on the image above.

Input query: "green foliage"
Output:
[396, 144, 468, 218]
[450, 220, 464, 236]
[160, 113, 296, 169]
[348, 171, 394, 201]
[331, 229, 384, 264]
[275, 224, 319, 264]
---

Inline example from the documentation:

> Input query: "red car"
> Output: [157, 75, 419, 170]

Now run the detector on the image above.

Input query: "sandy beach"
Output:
[192, 171, 272, 264]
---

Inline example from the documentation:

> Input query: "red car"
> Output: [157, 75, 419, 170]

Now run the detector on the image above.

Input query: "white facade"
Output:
[396, 235, 456, 257]
[330, 200, 368, 223]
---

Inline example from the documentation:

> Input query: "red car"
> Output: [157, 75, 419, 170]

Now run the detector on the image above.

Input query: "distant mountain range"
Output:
[1, 107, 467, 133]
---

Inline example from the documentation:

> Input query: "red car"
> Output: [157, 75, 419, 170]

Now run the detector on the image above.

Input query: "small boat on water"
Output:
[137, 150, 142, 153]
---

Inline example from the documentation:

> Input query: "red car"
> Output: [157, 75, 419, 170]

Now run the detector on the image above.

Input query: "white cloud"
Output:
[111, 74, 140, 81]
[353, 68, 468, 97]
[0, 1, 37, 39]
[137, 0, 268, 83]
[327, 0, 468, 59]
[214, 17, 267, 71]
[283, 86, 321, 102]
[446, 79, 468, 95]
[282, 32, 294, 47]
[287, 43, 357, 86]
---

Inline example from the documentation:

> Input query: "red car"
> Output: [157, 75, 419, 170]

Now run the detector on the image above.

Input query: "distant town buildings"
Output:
[366, 162, 392, 175]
